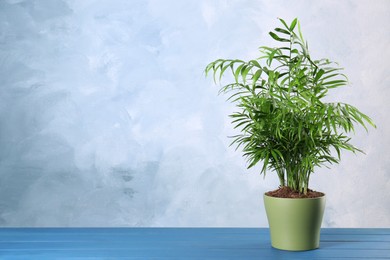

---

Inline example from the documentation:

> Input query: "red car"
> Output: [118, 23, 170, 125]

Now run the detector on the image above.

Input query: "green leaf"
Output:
[234, 63, 245, 83]
[314, 69, 325, 82]
[326, 83, 346, 89]
[290, 18, 298, 31]
[323, 68, 343, 75]
[322, 79, 347, 85]
[248, 152, 262, 169]
[269, 32, 289, 42]
[260, 153, 269, 173]
[270, 150, 279, 163]
[321, 73, 342, 81]
[267, 48, 279, 66]
[273, 149, 284, 162]
[297, 20, 304, 42]
[360, 112, 376, 128]
[219, 63, 231, 81]
[275, 27, 291, 35]
[241, 65, 251, 84]
[252, 69, 262, 86]
[277, 18, 290, 30]
[249, 60, 261, 68]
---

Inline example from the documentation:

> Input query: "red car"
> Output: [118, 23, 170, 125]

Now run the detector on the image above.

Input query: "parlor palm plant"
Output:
[205, 18, 375, 196]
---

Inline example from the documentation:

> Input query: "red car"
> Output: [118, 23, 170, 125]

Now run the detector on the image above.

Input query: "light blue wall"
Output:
[0, 0, 389, 227]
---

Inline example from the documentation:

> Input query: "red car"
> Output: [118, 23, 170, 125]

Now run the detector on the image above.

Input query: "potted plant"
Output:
[205, 18, 375, 251]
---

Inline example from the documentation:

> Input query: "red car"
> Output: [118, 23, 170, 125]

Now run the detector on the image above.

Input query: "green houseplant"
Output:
[205, 18, 375, 251]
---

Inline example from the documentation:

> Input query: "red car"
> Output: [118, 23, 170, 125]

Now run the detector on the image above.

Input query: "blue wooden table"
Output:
[0, 228, 389, 259]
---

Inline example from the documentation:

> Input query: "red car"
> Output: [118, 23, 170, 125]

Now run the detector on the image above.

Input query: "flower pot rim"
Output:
[264, 193, 326, 200]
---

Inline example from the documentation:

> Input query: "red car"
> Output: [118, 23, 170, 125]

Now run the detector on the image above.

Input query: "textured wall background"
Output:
[0, 0, 389, 227]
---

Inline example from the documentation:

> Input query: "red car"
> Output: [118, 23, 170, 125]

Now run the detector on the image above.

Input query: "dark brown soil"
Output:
[265, 186, 325, 198]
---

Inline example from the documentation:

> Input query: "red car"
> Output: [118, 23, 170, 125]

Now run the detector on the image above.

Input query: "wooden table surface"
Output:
[0, 228, 389, 259]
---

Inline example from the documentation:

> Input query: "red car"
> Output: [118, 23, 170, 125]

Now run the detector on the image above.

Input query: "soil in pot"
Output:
[266, 186, 324, 198]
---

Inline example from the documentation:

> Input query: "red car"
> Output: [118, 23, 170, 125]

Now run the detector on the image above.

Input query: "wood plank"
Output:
[0, 228, 388, 259]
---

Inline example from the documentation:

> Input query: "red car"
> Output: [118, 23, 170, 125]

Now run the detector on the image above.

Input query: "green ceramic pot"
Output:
[264, 194, 326, 251]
